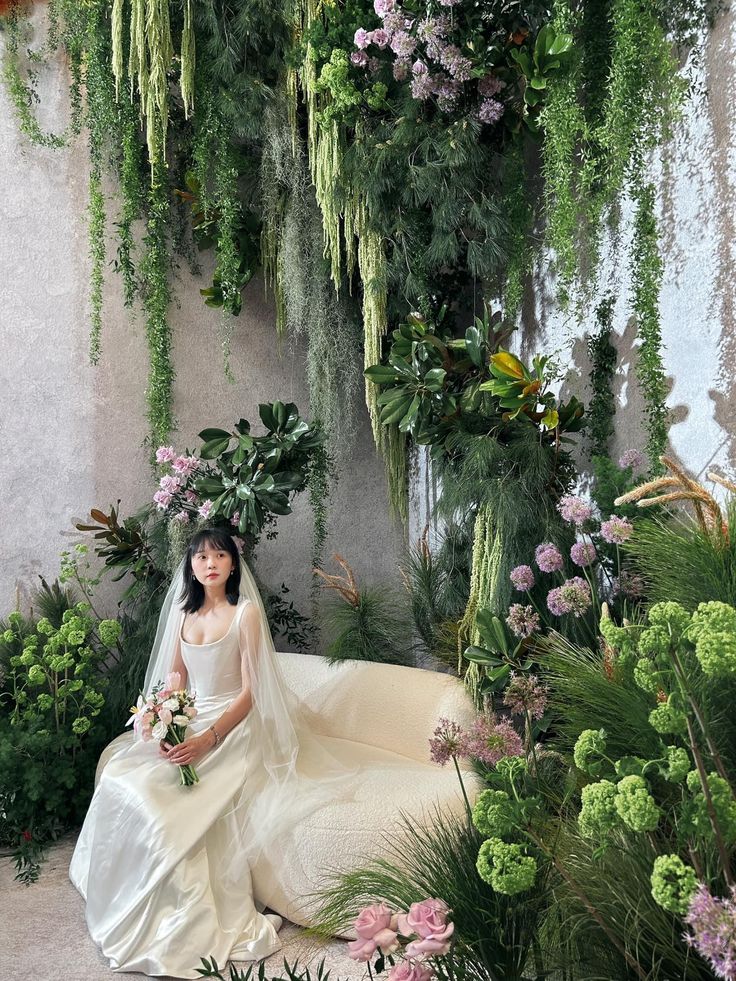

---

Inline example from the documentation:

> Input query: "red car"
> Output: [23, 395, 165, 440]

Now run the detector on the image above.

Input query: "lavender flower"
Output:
[503, 673, 548, 720]
[411, 73, 434, 99]
[390, 30, 415, 58]
[478, 74, 505, 98]
[618, 448, 645, 470]
[438, 44, 472, 81]
[601, 515, 634, 545]
[506, 604, 540, 639]
[429, 717, 464, 766]
[558, 494, 594, 526]
[510, 565, 535, 591]
[354, 28, 371, 49]
[434, 76, 461, 111]
[535, 542, 564, 573]
[460, 715, 523, 766]
[155, 445, 176, 464]
[684, 885, 736, 980]
[570, 541, 596, 567]
[478, 98, 504, 124]
[351, 50, 369, 66]
[548, 577, 591, 617]
[172, 455, 199, 477]
[184, 490, 198, 505]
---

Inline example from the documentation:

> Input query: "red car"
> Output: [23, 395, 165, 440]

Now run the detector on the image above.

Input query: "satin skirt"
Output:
[69, 695, 281, 979]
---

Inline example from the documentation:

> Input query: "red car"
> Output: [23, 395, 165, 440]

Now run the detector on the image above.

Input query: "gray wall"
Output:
[0, 9, 404, 627]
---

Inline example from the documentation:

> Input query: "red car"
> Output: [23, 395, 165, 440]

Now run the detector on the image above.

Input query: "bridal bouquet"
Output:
[127, 671, 200, 786]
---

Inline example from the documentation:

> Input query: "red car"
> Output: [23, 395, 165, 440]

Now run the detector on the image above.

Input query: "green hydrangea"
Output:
[614, 775, 661, 832]
[647, 602, 691, 642]
[662, 745, 690, 783]
[573, 729, 608, 775]
[599, 619, 640, 659]
[689, 601, 736, 641]
[71, 716, 91, 735]
[477, 837, 537, 895]
[19, 649, 36, 667]
[7, 612, 22, 627]
[686, 771, 736, 845]
[472, 789, 516, 837]
[633, 658, 661, 695]
[98, 619, 122, 647]
[2, 628, 15, 643]
[638, 625, 671, 659]
[83, 689, 105, 711]
[36, 618, 55, 636]
[66, 631, 86, 647]
[62, 610, 75, 624]
[650, 854, 698, 914]
[578, 780, 620, 839]
[27, 664, 46, 686]
[693, 632, 736, 677]
[649, 696, 687, 735]
[36, 693, 53, 711]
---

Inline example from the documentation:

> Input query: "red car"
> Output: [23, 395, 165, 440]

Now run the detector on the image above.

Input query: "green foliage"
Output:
[196, 956, 338, 981]
[318, 575, 413, 667]
[586, 293, 617, 459]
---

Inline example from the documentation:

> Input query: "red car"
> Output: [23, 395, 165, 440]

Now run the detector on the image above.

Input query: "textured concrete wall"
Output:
[0, 10, 403, 629]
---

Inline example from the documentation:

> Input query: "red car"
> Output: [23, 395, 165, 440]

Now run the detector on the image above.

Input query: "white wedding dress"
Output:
[69, 598, 282, 979]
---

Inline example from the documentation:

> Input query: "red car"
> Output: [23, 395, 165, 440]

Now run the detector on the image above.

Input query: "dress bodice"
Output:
[180, 599, 247, 701]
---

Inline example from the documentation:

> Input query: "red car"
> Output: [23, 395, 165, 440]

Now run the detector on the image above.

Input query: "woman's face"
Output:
[190, 543, 234, 587]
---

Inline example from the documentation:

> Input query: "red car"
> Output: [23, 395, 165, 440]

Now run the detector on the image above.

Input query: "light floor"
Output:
[0, 835, 365, 981]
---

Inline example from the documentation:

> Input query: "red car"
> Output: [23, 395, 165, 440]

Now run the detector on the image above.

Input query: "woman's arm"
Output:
[165, 602, 259, 766]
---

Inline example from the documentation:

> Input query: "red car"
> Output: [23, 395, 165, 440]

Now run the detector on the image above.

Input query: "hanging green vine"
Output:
[631, 182, 668, 472]
[586, 292, 617, 459]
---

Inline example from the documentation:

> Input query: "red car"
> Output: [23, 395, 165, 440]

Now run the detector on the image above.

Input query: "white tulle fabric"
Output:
[69, 557, 355, 978]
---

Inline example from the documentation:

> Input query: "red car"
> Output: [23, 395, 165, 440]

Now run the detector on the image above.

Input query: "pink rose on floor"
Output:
[166, 672, 181, 691]
[155, 445, 176, 464]
[347, 937, 378, 962]
[397, 898, 453, 942]
[387, 962, 434, 981]
[354, 902, 394, 939]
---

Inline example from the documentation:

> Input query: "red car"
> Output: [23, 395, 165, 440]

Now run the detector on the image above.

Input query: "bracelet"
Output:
[209, 725, 221, 747]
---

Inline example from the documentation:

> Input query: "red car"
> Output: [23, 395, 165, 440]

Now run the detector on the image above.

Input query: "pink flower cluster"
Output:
[429, 715, 523, 768]
[503, 672, 548, 720]
[510, 564, 535, 591]
[547, 577, 591, 617]
[506, 603, 540, 638]
[351, 0, 505, 123]
[535, 542, 564, 573]
[153, 444, 203, 519]
[126, 672, 197, 742]
[558, 494, 594, 526]
[685, 884, 736, 980]
[347, 898, 454, 977]
[600, 515, 633, 544]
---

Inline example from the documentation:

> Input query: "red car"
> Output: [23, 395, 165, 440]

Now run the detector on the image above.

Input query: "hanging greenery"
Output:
[586, 292, 617, 460]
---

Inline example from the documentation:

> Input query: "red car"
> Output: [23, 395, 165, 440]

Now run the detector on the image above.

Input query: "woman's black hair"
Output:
[179, 527, 241, 613]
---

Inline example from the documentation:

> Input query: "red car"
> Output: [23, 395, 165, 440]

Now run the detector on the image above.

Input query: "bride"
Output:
[70, 527, 333, 978]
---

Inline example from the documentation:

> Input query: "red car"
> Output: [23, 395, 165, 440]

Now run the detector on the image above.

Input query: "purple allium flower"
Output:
[351, 50, 369, 66]
[354, 28, 371, 49]
[173, 511, 190, 524]
[429, 717, 464, 766]
[560, 577, 592, 617]
[478, 73, 505, 98]
[383, 10, 406, 33]
[393, 58, 411, 81]
[460, 715, 524, 767]
[558, 494, 594, 525]
[535, 542, 564, 573]
[601, 515, 634, 545]
[547, 586, 568, 617]
[374, 0, 395, 16]
[478, 98, 504, 125]
[510, 565, 535, 591]
[411, 73, 434, 99]
[618, 448, 645, 471]
[570, 541, 597, 567]
[612, 570, 646, 599]
[153, 489, 173, 511]
[371, 27, 390, 48]
[434, 75, 461, 111]
[390, 30, 415, 58]
[155, 445, 176, 464]
[438, 44, 472, 81]
[506, 604, 540, 639]
[198, 500, 213, 519]
[684, 884, 736, 980]
[159, 474, 182, 494]
[503, 673, 548, 720]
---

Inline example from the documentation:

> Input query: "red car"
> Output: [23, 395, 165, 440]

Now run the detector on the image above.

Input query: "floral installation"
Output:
[127, 671, 200, 786]
[347, 898, 454, 980]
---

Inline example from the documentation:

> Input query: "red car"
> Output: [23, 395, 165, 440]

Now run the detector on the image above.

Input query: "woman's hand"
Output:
[160, 731, 215, 766]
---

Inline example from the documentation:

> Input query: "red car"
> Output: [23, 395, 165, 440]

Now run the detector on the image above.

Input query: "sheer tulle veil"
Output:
[140, 553, 355, 898]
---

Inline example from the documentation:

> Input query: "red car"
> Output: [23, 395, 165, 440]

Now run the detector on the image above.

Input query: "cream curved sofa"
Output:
[95, 652, 481, 928]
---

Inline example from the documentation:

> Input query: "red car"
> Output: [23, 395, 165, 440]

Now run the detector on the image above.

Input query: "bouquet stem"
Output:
[167, 724, 200, 786]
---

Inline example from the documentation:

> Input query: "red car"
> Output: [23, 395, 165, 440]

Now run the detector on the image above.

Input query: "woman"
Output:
[70, 528, 323, 978]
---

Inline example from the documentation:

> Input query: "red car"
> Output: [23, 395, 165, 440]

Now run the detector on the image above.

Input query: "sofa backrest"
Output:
[274, 651, 477, 764]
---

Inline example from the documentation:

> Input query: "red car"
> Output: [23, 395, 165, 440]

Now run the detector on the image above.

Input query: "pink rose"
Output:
[405, 933, 453, 958]
[172, 455, 199, 477]
[374, 928, 400, 954]
[387, 963, 434, 981]
[397, 899, 453, 944]
[198, 500, 213, 519]
[159, 708, 173, 727]
[184, 490, 198, 505]
[166, 672, 182, 691]
[355, 903, 393, 940]
[153, 490, 173, 510]
[155, 445, 176, 464]
[159, 474, 182, 493]
[347, 937, 378, 962]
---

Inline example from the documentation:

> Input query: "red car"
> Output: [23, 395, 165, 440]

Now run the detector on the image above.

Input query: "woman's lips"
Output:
[206, 573, 219, 579]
